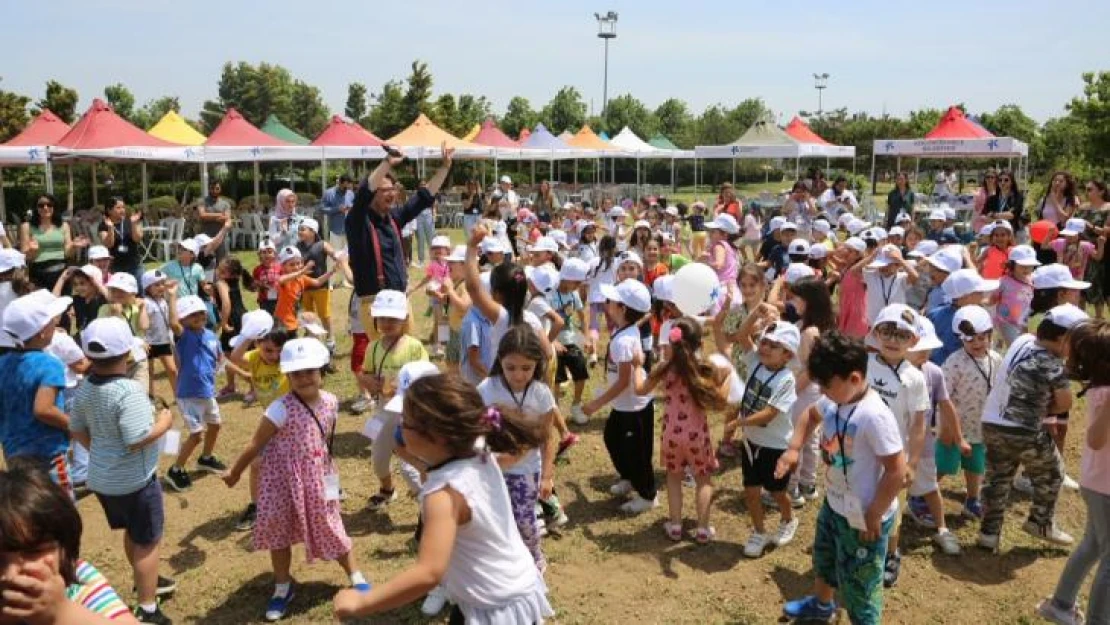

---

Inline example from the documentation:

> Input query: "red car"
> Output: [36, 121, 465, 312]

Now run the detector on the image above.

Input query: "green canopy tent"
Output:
[260, 114, 311, 192]
[648, 133, 680, 151]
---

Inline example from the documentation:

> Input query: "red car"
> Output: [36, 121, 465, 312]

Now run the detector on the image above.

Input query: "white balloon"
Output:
[671, 263, 723, 316]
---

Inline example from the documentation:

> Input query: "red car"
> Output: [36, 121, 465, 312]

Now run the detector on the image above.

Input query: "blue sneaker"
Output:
[962, 497, 984, 520]
[354, 581, 371, 593]
[907, 495, 937, 529]
[783, 595, 837, 621]
[264, 586, 294, 622]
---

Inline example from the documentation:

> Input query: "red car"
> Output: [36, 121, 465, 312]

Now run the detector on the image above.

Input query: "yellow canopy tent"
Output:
[566, 125, 617, 150]
[461, 124, 480, 142]
[147, 111, 207, 145]
[386, 114, 481, 149]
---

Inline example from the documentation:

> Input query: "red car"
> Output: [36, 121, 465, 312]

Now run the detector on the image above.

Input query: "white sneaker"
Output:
[933, 529, 962, 555]
[1062, 474, 1080, 491]
[609, 479, 633, 497]
[619, 494, 658, 514]
[1021, 520, 1074, 546]
[571, 404, 588, 425]
[325, 339, 337, 354]
[743, 532, 769, 558]
[549, 510, 570, 528]
[1013, 475, 1034, 494]
[977, 533, 1000, 551]
[537, 517, 547, 537]
[773, 518, 799, 547]
[420, 585, 448, 616]
[1035, 597, 1085, 625]
[350, 396, 375, 414]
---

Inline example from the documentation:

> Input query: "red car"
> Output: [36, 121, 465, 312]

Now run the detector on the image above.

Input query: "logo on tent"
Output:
[250, 146, 262, 157]
[730, 146, 740, 155]
[884, 142, 895, 152]
[987, 139, 999, 151]
[360, 147, 371, 156]
[27, 148, 41, 161]
[184, 148, 196, 159]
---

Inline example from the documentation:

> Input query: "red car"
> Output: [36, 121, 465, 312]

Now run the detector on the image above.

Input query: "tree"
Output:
[726, 98, 769, 133]
[0, 79, 31, 142]
[540, 86, 586, 134]
[1040, 115, 1089, 174]
[401, 60, 434, 126]
[904, 107, 946, 137]
[654, 98, 692, 147]
[430, 93, 459, 135]
[200, 61, 296, 132]
[1067, 71, 1110, 166]
[694, 104, 738, 145]
[602, 93, 657, 139]
[345, 82, 368, 123]
[287, 80, 329, 138]
[456, 94, 492, 135]
[35, 80, 78, 124]
[501, 96, 538, 138]
[132, 96, 182, 131]
[365, 79, 407, 139]
[978, 104, 1037, 144]
[103, 83, 136, 123]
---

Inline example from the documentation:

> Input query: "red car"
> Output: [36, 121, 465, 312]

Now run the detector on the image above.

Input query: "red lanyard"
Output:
[367, 212, 406, 286]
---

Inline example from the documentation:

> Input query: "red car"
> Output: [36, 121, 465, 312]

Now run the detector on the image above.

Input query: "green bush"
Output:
[296, 192, 318, 207]
[237, 194, 273, 212]
[146, 195, 181, 212]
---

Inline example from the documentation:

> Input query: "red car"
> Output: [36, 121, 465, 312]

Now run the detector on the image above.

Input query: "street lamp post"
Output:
[813, 72, 829, 117]
[595, 11, 618, 117]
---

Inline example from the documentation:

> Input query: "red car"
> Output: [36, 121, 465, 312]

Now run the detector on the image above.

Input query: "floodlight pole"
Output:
[813, 73, 829, 117]
[595, 11, 618, 118]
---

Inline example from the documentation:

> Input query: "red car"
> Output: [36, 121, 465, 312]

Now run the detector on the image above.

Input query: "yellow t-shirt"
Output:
[366, 335, 429, 399]
[245, 349, 289, 404]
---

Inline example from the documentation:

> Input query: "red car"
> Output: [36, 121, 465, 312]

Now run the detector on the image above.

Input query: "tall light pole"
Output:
[813, 72, 829, 117]
[595, 11, 618, 118]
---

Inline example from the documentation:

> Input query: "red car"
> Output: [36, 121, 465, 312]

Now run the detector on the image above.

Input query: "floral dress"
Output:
[254, 391, 352, 562]
[660, 372, 718, 476]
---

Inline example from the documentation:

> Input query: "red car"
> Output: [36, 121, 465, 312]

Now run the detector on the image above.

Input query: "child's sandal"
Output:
[695, 526, 716, 544]
[663, 521, 683, 542]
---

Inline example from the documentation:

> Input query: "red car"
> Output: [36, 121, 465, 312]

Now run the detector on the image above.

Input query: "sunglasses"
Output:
[985, 175, 997, 179]
[999, 178, 1012, 183]
[875, 325, 914, 342]
[37, 201, 53, 208]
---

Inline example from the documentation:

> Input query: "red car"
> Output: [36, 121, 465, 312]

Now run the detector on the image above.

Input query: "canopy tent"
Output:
[648, 133, 680, 150]
[386, 113, 484, 151]
[598, 131, 610, 141]
[609, 127, 659, 153]
[694, 117, 808, 159]
[261, 114, 311, 146]
[4, 109, 71, 147]
[147, 111, 207, 146]
[58, 99, 173, 150]
[518, 127, 532, 142]
[310, 115, 383, 147]
[557, 131, 575, 143]
[461, 124, 480, 142]
[783, 116, 856, 158]
[520, 124, 569, 150]
[565, 125, 616, 151]
[470, 118, 519, 148]
[926, 106, 994, 140]
[205, 108, 291, 147]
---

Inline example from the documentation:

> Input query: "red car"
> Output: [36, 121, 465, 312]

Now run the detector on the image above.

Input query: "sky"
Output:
[4, 0, 1106, 127]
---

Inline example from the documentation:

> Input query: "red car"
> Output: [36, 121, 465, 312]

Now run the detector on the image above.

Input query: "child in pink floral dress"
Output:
[223, 338, 368, 622]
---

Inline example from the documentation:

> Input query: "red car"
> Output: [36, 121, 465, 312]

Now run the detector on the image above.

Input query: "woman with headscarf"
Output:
[268, 188, 298, 249]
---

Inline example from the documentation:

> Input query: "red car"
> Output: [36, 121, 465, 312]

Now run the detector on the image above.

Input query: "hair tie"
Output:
[481, 406, 503, 432]
[513, 272, 525, 283]
[668, 326, 684, 344]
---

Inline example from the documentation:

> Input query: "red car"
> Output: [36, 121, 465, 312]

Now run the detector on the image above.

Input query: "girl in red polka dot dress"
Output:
[633, 317, 736, 543]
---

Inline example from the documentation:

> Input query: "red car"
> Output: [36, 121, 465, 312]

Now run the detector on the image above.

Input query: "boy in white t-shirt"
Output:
[866, 304, 929, 588]
[861, 245, 919, 327]
[779, 332, 906, 625]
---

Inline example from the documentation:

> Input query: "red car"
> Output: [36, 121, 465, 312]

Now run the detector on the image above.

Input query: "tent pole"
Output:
[253, 161, 260, 212]
[869, 151, 878, 196]
[731, 157, 736, 185]
[914, 158, 920, 188]
[201, 161, 209, 198]
[91, 162, 98, 209]
[795, 156, 800, 179]
[141, 162, 149, 212]
[321, 157, 327, 194]
[67, 165, 74, 212]
[671, 157, 675, 194]
[0, 167, 6, 226]
[574, 159, 578, 187]
[531, 159, 535, 185]
[693, 158, 698, 200]
[45, 155, 54, 194]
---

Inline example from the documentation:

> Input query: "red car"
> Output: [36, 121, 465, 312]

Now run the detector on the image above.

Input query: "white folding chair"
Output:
[157, 218, 185, 261]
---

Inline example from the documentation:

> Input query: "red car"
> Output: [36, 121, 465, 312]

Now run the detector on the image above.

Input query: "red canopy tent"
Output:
[204, 108, 291, 147]
[518, 127, 532, 142]
[311, 115, 383, 146]
[3, 109, 71, 147]
[58, 99, 174, 150]
[471, 118, 519, 148]
[784, 116, 832, 146]
[925, 106, 994, 140]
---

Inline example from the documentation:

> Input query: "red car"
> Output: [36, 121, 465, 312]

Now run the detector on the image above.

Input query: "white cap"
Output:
[194, 234, 213, 248]
[978, 223, 997, 237]
[430, 235, 452, 249]
[813, 219, 831, 235]
[872, 304, 919, 336]
[141, 269, 167, 291]
[808, 245, 828, 260]
[928, 209, 947, 221]
[178, 238, 199, 255]
[299, 218, 320, 234]
[942, 268, 999, 300]
[79, 264, 103, 284]
[991, 219, 1013, 232]
[953, 305, 993, 339]
[1033, 264, 1091, 290]
[2, 291, 71, 344]
[895, 212, 912, 224]
[926, 247, 963, 274]
[847, 219, 869, 236]
[908, 240, 940, 259]
[384, 361, 441, 413]
[529, 265, 560, 294]
[664, 206, 679, 217]
[633, 219, 651, 230]
[445, 245, 467, 262]
[705, 214, 740, 234]
[559, 258, 589, 282]
[176, 294, 207, 318]
[787, 239, 811, 256]
[258, 239, 276, 251]
[499, 175, 512, 184]
[1008, 245, 1041, 267]
[608, 206, 626, 218]
[297, 312, 327, 337]
[81, 317, 135, 359]
[575, 219, 595, 232]
[562, 201, 576, 211]
[784, 262, 816, 285]
[529, 236, 560, 254]
[1060, 218, 1088, 237]
[652, 274, 675, 303]
[867, 245, 902, 268]
[230, 309, 275, 349]
[87, 245, 112, 261]
[0, 249, 26, 273]
[1044, 303, 1089, 330]
[861, 228, 880, 242]
[769, 216, 787, 231]
[600, 280, 652, 313]
[760, 321, 801, 354]
[909, 315, 943, 352]
[549, 230, 568, 249]
[837, 214, 854, 228]
[871, 227, 889, 240]
[888, 226, 905, 238]
[844, 237, 867, 253]
[480, 237, 506, 254]
[944, 207, 957, 220]
[617, 250, 643, 268]
[778, 221, 799, 232]
[279, 337, 331, 373]
[105, 272, 138, 294]
[278, 245, 301, 264]
[370, 289, 409, 320]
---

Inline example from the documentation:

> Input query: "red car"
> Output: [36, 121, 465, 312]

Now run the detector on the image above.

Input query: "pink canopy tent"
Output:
[784, 116, 832, 146]
[470, 118, 519, 148]
[311, 115, 383, 146]
[3, 109, 71, 147]
[925, 106, 994, 140]
[204, 108, 291, 147]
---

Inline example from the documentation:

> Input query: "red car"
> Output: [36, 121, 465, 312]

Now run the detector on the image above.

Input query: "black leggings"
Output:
[603, 401, 656, 500]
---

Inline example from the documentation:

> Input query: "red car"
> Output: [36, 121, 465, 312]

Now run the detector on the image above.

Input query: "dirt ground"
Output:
[69, 251, 1099, 624]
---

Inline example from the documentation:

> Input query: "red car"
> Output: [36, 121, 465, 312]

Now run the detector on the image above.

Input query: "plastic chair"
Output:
[235, 213, 265, 250]
[156, 218, 185, 261]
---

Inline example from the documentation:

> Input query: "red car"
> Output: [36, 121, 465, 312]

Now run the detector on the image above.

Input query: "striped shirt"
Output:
[69, 375, 158, 496]
[66, 559, 130, 620]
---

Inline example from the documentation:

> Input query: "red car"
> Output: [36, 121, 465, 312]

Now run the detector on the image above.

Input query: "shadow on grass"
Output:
[168, 507, 245, 574]
[341, 507, 417, 539]
[768, 564, 817, 605]
[929, 545, 1053, 585]
[331, 431, 372, 460]
[200, 574, 342, 624]
[656, 534, 746, 578]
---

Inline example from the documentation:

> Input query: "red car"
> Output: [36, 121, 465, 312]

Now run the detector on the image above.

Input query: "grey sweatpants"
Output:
[1052, 487, 1110, 624]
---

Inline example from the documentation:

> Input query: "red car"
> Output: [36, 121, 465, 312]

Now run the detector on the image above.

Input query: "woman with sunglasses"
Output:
[972, 168, 999, 232]
[983, 169, 1027, 242]
[19, 193, 88, 290]
[1081, 180, 1110, 319]
[1038, 171, 1080, 228]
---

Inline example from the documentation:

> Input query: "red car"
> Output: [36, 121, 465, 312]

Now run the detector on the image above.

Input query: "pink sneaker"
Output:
[243, 391, 257, 406]
[556, 433, 580, 458]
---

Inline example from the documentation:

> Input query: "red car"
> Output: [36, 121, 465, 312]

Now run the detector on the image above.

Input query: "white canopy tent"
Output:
[869, 137, 1030, 193]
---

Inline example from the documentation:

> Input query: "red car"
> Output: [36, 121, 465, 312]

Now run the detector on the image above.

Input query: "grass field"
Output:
[63, 229, 1100, 624]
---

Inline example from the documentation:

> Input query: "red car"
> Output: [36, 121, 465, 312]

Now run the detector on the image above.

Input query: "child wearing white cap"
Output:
[99, 272, 152, 392]
[274, 245, 337, 331]
[860, 245, 919, 328]
[87, 245, 114, 284]
[223, 338, 369, 621]
[252, 240, 281, 315]
[161, 239, 205, 299]
[435, 245, 473, 376]
[141, 269, 178, 399]
[977, 220, 1015, 280]
[295, 218, 349, 353]
[408, 234, 453, 359]
[53, 264, 109, 335]
[993, 245, 1040, 346]
[832, 238, 869, 339]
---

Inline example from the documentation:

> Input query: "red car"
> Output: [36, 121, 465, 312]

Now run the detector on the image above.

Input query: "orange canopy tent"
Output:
[784, 116, 832, 146]
[386, 114, 483, 152]
[565, 125, 617, 151]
